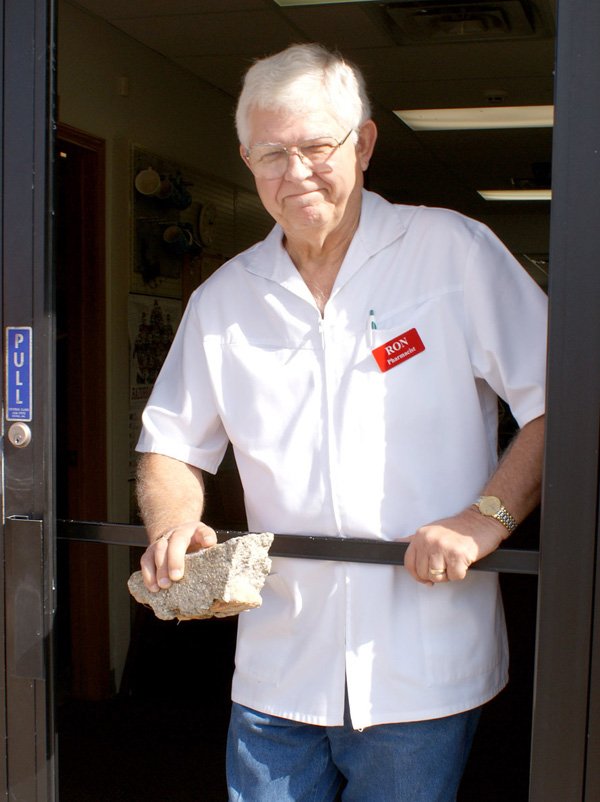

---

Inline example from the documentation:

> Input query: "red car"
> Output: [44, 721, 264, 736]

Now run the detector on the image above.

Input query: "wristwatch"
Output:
[473, 495, 518, 535]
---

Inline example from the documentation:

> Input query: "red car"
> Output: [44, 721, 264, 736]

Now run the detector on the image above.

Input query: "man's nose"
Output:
[284, 149, 313, 179]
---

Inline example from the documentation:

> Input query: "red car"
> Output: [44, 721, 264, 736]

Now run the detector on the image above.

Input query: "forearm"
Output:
[136, 452, 206, 542]
[477, 414, 545, 533]
[404, 414, 545, 583]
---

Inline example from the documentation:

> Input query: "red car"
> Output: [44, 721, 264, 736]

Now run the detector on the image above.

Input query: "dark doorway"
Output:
[55, 126, 110, 701]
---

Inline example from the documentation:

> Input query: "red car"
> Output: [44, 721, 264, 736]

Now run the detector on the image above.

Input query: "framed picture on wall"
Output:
[131, 146, 198, 299]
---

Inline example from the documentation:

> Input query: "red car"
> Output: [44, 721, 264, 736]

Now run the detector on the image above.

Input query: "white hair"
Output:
[235, 43, 372, 148]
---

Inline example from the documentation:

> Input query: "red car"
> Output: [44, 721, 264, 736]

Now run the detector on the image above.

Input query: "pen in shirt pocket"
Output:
[368, 309, 377, 347]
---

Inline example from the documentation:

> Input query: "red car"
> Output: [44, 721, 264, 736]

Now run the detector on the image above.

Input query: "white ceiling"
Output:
[70, 0, 556, 220]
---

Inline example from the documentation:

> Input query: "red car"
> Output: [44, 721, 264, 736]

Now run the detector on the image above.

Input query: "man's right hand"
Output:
[140, 521, 217, 592]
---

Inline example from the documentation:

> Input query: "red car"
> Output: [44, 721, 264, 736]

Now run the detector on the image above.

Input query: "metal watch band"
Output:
[494, 506, 518, 534]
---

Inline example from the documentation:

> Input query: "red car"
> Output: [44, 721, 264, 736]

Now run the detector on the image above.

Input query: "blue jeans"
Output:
[226, 701, 481, 802]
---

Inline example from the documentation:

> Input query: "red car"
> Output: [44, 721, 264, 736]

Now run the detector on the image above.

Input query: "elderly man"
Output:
[136, 43, 547, 802]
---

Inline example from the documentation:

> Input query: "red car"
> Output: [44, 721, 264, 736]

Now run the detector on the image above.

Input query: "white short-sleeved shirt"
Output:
[137, 190, 547, 729]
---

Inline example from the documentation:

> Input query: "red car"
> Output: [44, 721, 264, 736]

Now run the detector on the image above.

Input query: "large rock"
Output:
[128, 532, 274, 621]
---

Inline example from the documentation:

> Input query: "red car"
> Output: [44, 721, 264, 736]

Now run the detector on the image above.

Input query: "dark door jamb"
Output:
[530, 1, 600, 800]
[1, 0, 57, 799]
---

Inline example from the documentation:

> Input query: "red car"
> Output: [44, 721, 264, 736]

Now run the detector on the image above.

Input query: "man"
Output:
[136, 43, 547, 801]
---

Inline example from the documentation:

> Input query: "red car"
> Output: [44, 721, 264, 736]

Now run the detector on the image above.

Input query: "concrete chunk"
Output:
[128, 532, 274, 621]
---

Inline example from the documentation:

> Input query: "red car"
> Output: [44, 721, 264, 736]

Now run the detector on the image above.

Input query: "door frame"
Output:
[529, 1, 600, 799]
[1, 0, 57, 799]
[1, 0, 600, 799]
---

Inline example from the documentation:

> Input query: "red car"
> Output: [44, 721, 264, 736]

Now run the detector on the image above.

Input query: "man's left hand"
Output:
[402, 509, 506, 585]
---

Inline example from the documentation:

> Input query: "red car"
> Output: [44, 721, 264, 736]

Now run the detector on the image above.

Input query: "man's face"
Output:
[241, 107, 376, 243]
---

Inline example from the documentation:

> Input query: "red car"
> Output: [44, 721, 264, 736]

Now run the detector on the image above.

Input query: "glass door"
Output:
[3, 1, 600, 800]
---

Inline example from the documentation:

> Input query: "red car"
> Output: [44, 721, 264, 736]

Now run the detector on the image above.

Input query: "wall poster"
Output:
[128, 294, 182, 482]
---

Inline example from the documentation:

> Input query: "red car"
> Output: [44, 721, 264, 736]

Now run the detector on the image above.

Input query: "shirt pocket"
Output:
[365, 297, 439, 373]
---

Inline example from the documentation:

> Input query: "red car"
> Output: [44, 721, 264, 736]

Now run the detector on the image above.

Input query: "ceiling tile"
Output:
[74, 0, 267, 18]
[115, 10, 298, 56]
[280, 5, 393, 49]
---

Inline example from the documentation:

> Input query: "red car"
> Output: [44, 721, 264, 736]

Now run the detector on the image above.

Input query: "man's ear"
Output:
[240, 144, 252, 170]
[356, 120, 378, 171]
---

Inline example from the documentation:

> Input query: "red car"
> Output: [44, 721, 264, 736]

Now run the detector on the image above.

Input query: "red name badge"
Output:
[372, 328, 425, 372]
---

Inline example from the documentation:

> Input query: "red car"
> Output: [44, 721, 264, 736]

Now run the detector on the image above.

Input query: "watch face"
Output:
[479, 496, 502, 516]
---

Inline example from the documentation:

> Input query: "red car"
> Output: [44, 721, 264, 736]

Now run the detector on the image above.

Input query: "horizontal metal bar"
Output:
[58, 519, 147, 547]
[57, 520, 539, 575]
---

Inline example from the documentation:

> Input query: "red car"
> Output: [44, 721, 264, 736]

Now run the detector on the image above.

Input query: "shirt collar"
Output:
[243, 190, 418, 296]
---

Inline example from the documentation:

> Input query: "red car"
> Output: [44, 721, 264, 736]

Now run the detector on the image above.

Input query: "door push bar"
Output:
[57, 520, 539, 575]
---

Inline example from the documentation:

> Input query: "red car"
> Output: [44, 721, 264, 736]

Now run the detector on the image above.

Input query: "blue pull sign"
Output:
[6, 327, 33, 422]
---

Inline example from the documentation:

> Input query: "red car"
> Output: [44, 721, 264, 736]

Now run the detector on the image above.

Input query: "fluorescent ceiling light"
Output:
[478, 189, 552, 201]
[395, 105, 554, 131]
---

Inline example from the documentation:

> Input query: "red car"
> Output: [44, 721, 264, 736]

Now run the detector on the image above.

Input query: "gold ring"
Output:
[429, 567, 447, 577]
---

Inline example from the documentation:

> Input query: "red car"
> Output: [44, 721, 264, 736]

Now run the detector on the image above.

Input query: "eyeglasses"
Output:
[245, 130, 355, 179]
